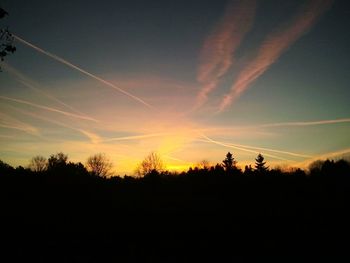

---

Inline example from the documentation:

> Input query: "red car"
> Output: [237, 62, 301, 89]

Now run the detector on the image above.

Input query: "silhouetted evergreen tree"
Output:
[254, 153, 268, 173]
[222, 152, 237, 173]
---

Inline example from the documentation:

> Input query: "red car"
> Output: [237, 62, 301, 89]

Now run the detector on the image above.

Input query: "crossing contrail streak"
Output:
[0, 112, 39, 135]
[224, 142, 311, 158]
[102, 132, 168, 142]
[0, 123, 37, 135]
[0, 95, 98, 122]
[2, 62, 92, 118]
[199, 133, 292, 161]
[17, 79, 91, 117]
[14, 108, 102, 144]
[197, 131, 309, 158]
[13, 35, 154, 109]
[262, 118, 350, 127]
[163, 155, 191, 165]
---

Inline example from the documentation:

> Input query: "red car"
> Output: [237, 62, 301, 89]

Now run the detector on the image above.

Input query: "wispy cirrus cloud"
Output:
[219, 0, 334, 111]
[195, 0, 257, 108]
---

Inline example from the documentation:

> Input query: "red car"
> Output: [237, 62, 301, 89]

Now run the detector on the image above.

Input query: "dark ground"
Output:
[1, 161, 350, 261]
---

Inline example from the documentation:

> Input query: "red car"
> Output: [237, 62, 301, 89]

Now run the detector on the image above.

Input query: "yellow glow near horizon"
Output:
[1, 67, 349, 175]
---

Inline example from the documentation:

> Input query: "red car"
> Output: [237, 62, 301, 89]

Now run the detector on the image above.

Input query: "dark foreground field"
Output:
[1, 160, 350, 261]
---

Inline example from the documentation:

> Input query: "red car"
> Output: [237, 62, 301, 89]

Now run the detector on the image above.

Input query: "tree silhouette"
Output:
[308, 159, 324, 174]
[0, 159, 14, 175]
[0, 7, 16, 69]
[196, 159, 210, 170]
[2, 150, 350, 257]
[47, 152, 68, 171]
[136, 152, 164, 176]
[213, 163, 225, 173]
[29, 155, 47, 172]
[254, 153, 268, 173]
[86, 153, 113, 177]
[65, 161, 89, 177]
[222, 152, 237, 172]
[244, 165, 253, 175]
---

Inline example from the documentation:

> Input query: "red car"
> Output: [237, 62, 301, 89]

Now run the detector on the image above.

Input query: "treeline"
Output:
[1, 150, 350, 178]
[1, 152, 350, 259]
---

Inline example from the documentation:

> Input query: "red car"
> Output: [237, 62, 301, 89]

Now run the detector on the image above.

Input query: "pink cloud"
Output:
[196, 0, 257, 108]
[219, 0, 334, 111]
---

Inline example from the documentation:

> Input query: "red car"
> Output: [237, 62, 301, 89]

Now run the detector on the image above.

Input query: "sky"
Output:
[1, 0, 350, 174]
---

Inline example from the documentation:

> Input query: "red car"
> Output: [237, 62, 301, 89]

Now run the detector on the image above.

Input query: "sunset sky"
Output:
[1, 0, 350, 174]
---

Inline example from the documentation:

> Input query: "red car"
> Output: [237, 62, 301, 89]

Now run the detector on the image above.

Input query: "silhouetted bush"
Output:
[0, 159, 14, 175]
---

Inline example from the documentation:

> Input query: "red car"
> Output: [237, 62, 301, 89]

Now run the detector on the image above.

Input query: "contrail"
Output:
[13, 35, 154, 109]
[102, 132, 168, 143]
[262, 118, 350, 127]
[0, 95, 98, 122]
[196, 131, 309, 158]
[0, 134, 15, 139]
[196, 0, 256, 108]
[18, 79, 88, 116]
[219, 0, 334, 111]
[199, 130, 312, 158]
[0, 112, 39, 135]
[163, 155, 191, 165]
[0, 123, 38, 135]
[223, 141, 311, 158]
[199, 133, 292, 161]
[11, 107, 103, 144]
[77, 129, 102, 144]
[2, 62, 92, 118]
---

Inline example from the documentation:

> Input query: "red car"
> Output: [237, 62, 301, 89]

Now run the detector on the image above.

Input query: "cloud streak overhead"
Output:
[196, 0, 257, 108]
[219, 0, 334, 111]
